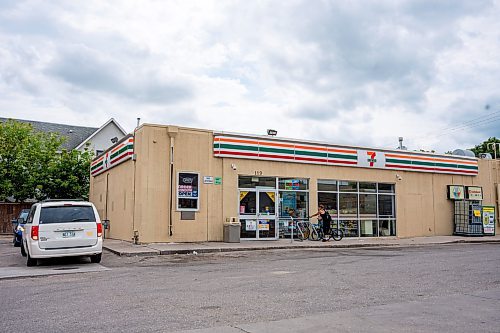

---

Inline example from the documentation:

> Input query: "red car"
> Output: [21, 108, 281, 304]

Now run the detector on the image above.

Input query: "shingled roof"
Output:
[0, 117, 98, 150]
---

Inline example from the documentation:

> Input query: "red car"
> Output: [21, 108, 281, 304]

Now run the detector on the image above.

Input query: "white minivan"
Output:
[21, 200, 103, 266]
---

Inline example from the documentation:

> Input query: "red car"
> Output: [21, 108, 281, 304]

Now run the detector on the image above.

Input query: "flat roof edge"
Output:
[213, 130, 478, 161]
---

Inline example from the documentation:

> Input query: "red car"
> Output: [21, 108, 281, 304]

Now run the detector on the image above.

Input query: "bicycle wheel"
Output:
[295, 224, 306, 241]
[331, 229, 343, 241]
[316, 228, 325, 241]
[310, 226, 319, 240]
[302, 226, 310, 240]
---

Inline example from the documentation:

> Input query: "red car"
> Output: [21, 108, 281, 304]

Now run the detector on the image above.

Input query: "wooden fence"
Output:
[0, 203, 33, 234]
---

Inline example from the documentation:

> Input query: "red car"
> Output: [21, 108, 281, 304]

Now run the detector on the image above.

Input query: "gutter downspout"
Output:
[167, 127, 179, 237]
[132, 129, 138, 244]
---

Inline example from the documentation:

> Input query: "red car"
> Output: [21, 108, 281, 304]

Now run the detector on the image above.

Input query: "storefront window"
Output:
[340, 220, 359, 237]
[378, 195, 395, 217]
[359, 194, 377, 218]
[318, 192, 338, 217]
[278, 178, 308, 191]
[240, 219, 257, 238]
[379, 219, 396, 236]
[259, 192, 276, 215]
[318, 179, 337, 192]
[359, 182, 376, 192]
[360, 220, 378, 237]
[258, 219, 276, 238]
[339, 193, 357, 217]
[378, 183, 395, 193]
[278, 178, 309, 238]
[239, 191, 256, 215]
[238, 176, 276, 188]
[339, 181, 357, 192]
[318, 180, 396, 238]
[177, 172, 199, 211]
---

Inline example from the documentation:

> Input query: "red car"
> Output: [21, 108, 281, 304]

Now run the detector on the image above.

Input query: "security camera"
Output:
[231, 163, 237, 170]
[396, 174, 402, 181]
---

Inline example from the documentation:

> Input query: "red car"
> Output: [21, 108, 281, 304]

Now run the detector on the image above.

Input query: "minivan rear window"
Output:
[39, 206, 96, 224]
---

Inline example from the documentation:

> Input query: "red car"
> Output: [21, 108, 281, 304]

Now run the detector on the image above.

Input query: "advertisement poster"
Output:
[284, 179, 300, 190]
[246, 220, 256, 231]
[178, 173, 199, 198]
[466, 186, 483, 200]
[258, 221, 270, 230]
[447, 185, 465, 200]
[483, 206, 496, 235]
[282, 192, 296, 215]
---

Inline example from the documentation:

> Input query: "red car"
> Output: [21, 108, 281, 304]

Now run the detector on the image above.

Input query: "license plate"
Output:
[62, 231, 76, 238]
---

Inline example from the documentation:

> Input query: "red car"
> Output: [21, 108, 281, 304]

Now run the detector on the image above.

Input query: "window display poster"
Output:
[258, 220, 270, 230]
[282, 192, 296, 215]
[284, 179, 300, 190]
[483, 206, 495, 235]
[246, 220, 257, 231]
[178, 173, 199, 198]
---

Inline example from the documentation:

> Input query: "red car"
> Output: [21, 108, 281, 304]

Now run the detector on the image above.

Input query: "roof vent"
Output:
[452, 149, 475, 157]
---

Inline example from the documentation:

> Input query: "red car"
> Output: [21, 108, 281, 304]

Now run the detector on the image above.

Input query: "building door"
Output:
[239, 187, 278, 240]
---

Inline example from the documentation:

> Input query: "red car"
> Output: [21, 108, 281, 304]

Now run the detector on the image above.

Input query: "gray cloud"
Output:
[0, 0, 499, 153]
[47, 46, 192, 105]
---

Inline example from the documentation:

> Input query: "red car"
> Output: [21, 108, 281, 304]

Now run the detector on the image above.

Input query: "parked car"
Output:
[12, 209, 30, 247]
[21, 200, 103, 266]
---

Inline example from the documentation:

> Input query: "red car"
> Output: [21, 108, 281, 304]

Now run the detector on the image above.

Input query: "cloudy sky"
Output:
[1, 0, 499, 153]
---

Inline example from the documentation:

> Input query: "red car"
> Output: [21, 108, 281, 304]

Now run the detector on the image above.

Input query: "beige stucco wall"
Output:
[90, 124, 500, 243]
[89, 158, 135, 241]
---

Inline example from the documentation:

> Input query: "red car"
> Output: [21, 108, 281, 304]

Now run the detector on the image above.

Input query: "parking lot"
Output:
[1, 236, 500, 333]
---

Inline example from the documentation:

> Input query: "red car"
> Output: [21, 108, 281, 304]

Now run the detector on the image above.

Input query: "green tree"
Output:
[0, 119, 94, 202]
[470, 137, 500, 158]
[44, 147, 94, 200]
[0, 120, 62, 202]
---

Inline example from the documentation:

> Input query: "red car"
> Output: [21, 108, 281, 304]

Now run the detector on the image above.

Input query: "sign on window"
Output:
[177, 172, 200, 211]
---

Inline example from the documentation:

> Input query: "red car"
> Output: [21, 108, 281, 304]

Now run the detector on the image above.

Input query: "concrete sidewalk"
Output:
[103, 234, 500, 256]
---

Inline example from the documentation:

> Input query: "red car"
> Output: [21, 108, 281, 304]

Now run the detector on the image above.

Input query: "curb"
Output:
[103, 238, 500, 257]
[103, 247, 160, 257]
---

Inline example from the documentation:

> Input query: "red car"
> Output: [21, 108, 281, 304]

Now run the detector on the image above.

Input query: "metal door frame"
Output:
[238, 186, 278, 240]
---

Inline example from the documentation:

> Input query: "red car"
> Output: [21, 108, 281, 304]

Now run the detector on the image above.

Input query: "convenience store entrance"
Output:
[239, 187, 278, 240]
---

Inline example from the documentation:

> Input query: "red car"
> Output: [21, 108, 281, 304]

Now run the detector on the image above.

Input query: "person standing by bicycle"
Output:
[309, 205, 332, 242]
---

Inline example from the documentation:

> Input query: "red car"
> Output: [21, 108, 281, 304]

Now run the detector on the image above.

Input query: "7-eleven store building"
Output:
[89, 124, 499, 243]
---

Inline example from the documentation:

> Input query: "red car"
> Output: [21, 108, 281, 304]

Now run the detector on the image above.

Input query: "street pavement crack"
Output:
[232, 325, 252, 333]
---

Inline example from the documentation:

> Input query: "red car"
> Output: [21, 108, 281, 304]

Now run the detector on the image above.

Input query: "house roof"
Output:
[0, 117, 98, 150]
[74, 118, 127, 150]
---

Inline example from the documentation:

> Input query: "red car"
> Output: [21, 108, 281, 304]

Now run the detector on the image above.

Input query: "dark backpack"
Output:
[324, 211, 332, 223]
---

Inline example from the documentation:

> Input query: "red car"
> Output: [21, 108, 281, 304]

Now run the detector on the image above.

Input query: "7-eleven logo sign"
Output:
[367, 151, 377, 167]
[357, 150, 385, 169]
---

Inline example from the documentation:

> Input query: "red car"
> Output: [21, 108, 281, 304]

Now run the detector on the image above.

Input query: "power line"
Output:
[414, 109, 500, 141]
[411, 114, 500, 149]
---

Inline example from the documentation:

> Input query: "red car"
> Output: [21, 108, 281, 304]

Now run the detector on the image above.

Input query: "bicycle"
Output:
[310, 219, 344, 241]
[295, 219, 311, 241]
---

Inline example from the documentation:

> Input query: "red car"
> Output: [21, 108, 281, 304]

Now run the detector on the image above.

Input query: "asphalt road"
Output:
[0, 238, 499, 333]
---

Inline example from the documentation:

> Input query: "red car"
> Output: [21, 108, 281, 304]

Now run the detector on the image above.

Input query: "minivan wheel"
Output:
[26, 251, 37, 267]
[21, 242, 27, 257]
[90, 253, 102, 263]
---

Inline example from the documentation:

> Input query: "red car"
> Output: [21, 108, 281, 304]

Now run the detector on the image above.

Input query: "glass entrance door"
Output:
[239, 188, 278, 240]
